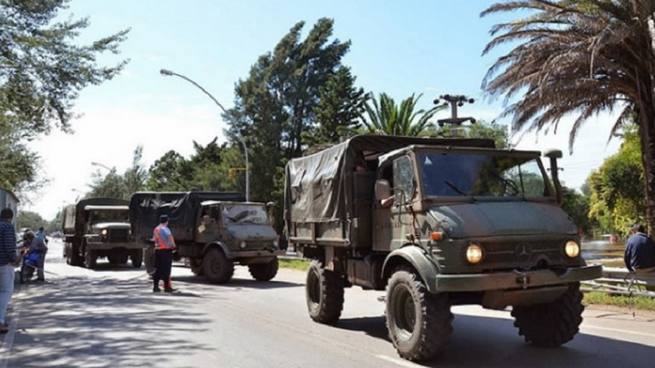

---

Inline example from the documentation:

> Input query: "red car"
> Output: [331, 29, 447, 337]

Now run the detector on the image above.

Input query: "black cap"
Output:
[159, 214, 169, 223]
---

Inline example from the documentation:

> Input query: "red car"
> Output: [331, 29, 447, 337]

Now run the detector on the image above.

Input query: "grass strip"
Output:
[279, 258, 310, 271]
[583, 291, 655, 311]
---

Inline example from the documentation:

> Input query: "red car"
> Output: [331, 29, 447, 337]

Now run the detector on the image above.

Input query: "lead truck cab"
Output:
[284, 135, 601, 362]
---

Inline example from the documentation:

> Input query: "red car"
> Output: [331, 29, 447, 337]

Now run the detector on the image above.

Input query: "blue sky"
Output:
[29, 1, 621, 218]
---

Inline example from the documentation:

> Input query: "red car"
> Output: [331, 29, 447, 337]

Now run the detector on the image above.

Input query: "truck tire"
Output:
[306, 260, 344, 325]
[512, 283, 584, 347]
[385, 268, 452, 362]
[85, 249, 98, 269]
[144, 246, 155, 276]
[248, 257, 279, 281]
[190, 258, 204, 276]
[203, 247, 234, 284]
[119, 254, 129, 264]
[67, 243, 83, 266]
[131, 252, 143, 268]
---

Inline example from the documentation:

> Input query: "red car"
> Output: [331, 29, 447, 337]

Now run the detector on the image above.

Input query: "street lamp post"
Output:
[160, 68, 250, 202]
[91, 161, 112, 172]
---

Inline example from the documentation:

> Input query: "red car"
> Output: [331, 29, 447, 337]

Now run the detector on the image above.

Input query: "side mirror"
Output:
[543, 149, 563, 159]
[374, 179, 391, 201]
[266, 201, 276, 209]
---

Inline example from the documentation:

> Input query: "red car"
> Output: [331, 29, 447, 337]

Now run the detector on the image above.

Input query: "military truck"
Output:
[62, 198, 144, 269]
[129, 191, 284, 283]
[284, 135, 602, 362]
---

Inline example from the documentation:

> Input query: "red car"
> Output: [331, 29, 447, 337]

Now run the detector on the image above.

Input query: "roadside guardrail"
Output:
[582, 266, 655, 298]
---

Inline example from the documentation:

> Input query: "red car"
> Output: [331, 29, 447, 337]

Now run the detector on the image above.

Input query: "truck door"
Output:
[373, 155, 415, 251]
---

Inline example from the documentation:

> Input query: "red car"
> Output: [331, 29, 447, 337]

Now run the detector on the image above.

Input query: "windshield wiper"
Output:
[444, 180, 467, 196]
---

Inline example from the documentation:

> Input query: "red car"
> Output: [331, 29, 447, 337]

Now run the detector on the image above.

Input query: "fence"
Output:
[582, 267, 655, 298]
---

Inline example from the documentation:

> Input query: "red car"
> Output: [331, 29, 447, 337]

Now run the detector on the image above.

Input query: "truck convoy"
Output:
[284, 135, 602, 361]
[129, 191, 284, 283]
[63, 198, 145, 269]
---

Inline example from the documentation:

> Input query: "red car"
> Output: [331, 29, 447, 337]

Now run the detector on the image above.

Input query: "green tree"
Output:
[16, 210, 47, 231]
[226, 18, 355, 207]
[482, 1, 655, 233]
[305, 67, 367, 146]
[587, 127, 644, 235]
[146, 150, 194, 191]
[561, 186, 593, 236]
[434, 120, 509, 148]
[361, 93, 445, 136]
[0, 0, 128, 192]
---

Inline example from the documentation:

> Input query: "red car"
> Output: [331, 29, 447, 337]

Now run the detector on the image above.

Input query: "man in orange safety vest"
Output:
[152, 214, 176, 292]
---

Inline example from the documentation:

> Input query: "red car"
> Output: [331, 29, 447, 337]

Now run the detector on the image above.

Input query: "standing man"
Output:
[624, 224, 655, 274]
[0, 209, 17, 333]
[152, 215, 176, 293]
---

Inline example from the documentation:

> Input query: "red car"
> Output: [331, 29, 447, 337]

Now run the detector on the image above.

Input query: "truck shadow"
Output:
[172, 275, 303, 290]
[9, 276, 213, 368]
[336, 314, 655, 367]
[88, 263, 144, 272]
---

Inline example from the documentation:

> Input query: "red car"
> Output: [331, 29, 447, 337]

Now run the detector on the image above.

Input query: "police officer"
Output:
[152, 215, 176, 292]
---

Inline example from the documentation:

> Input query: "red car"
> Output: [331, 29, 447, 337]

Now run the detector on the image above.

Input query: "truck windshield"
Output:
[418, 151, 550, 198]
[222, 205, 268, 225]
[87, 210, 128, 223]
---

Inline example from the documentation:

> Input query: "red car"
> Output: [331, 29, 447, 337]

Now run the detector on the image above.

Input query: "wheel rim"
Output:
[392, 284, 416, 339]
[307, 268, 321, 308]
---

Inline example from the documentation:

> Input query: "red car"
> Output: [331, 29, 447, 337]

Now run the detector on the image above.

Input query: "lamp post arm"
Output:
[169, 72, 229, 114]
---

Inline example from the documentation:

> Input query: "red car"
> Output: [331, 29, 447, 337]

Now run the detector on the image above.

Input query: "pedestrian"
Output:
[152, 214, 176, 293]
[34, 227, 47, 281]
[0, 208, 17, 333]
[624, 224, 655, 274]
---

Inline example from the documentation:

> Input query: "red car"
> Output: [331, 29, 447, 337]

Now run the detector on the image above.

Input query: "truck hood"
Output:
[91, 222, 131, 231]
[429, 201, 576, 238]
[226, 224, 278, 241]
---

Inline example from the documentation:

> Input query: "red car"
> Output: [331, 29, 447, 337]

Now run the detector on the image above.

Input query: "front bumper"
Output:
[86, 241, 147, 251]
[228, 249, 285, 260]
[435, 265, 602, 292]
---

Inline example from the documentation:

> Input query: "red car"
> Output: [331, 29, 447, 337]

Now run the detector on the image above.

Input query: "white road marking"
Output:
[581, 324, 655, 340]
[376, 354, 425, 368]
[0, 309, 19, 368]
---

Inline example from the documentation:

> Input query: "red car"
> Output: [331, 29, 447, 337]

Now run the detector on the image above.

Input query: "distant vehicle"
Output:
[129, 191, 284, 283]
[284, 135, 602, 362]
[0, 188, 19, 227]
[62, 198, 145, 269]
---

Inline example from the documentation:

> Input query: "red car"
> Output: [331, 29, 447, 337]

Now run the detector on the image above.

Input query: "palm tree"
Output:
[361, 93, 445, 136]
[482, 0, 655, 233]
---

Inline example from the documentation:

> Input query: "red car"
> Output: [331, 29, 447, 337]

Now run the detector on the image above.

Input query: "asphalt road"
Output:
[1, 240, 654, 368]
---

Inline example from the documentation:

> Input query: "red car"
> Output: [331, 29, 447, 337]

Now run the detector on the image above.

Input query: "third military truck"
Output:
[63, 198, 144, 268]
[129, 191, 284, 283]
[284, 135, 602, 362]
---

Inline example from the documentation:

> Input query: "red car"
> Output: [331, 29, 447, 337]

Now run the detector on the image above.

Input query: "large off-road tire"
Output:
[84, 249, 98, 269]
[305, 260, 344, 325]
[248, 257, 279, 281]
[144, 246, 155, 276]
[67, 243, 83, 266]
[131, 252, 143, 268]
[385, 268, 453, 362]
[512, 283, 584, 347]
[203, 247, 234, 284]
[190, 258, 204, 276]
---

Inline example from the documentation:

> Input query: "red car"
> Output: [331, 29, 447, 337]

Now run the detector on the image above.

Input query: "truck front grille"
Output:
[108, 229, 129, 242]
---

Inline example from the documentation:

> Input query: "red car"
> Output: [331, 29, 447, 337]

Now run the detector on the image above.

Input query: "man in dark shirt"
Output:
[624, 224, 655, 273]
[0, 208, 17, 333]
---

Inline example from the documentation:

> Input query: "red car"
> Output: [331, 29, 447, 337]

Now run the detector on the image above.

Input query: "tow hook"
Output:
[514, 270, 530, 289]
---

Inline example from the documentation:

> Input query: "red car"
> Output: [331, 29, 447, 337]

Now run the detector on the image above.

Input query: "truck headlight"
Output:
[564, 240, 580, 258]
[101, 229, 108, 236]
[240, 241, 247, 249]
[273, 239, 279, 248]
[466, 243, 484, 264]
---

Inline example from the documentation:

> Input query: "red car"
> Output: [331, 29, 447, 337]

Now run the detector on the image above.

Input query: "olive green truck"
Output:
[63, 198, 144, 269]
[284, 135, 602, 362]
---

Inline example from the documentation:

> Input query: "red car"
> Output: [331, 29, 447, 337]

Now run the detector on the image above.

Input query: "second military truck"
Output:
[129, 191, 284, 283]
[284, 135, 602, 362]
[63, 198, 144, 269]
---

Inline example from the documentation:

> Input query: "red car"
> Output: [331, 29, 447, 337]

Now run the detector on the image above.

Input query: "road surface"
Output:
[1, 240, 653, 368]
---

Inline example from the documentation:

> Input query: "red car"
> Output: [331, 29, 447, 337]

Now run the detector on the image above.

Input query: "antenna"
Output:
[433, 94, 477, 127]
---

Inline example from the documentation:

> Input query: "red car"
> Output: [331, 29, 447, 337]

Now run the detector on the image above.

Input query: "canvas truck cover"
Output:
[284, 135, 495, 227]
[62, 198, 129, 236]
[129, 191, 244, 243]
